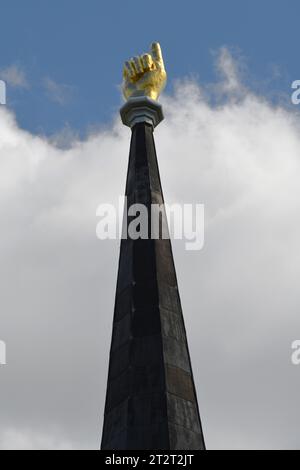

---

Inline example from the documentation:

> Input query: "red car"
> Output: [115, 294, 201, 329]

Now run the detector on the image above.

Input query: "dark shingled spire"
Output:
[101, 118, 205, 450]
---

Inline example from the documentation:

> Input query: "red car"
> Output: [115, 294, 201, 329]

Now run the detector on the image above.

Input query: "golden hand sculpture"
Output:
[122, 42, 167, 101]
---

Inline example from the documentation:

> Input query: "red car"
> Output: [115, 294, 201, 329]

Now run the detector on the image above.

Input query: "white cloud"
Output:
[0, 429, 74, 450]
[0, 64, 29, 88]
[0, 48, 300, 449]
[44, 78, 74, 105]
[216, 46, 242, 92]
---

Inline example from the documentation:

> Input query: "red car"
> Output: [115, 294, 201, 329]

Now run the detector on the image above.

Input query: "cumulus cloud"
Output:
[0, 49, 300, 450]
[0, 64, 29, 88]
[0, 429, 74, 450]
[215, 46, 243, 94]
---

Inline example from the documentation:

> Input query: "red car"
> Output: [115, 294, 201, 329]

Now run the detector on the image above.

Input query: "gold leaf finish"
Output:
[122, 42, 167, 101]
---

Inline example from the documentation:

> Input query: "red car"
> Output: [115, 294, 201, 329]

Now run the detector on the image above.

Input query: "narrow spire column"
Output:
[101, 98, 205, 450]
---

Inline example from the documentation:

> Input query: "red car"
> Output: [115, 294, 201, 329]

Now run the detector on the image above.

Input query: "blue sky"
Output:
[0, 0, 299, 135]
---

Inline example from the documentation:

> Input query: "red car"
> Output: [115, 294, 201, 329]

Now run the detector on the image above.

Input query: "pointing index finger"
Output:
[151, 42, 164, 66]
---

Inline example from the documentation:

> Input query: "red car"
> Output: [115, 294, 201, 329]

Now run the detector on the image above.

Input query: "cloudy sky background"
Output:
[1, 0, 300, 450]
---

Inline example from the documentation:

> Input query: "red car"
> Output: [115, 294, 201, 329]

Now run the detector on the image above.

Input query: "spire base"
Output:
[120, 96, 164, 129]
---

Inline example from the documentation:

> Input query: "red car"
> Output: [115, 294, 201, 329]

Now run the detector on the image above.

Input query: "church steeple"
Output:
[101, 94, 205, 450]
